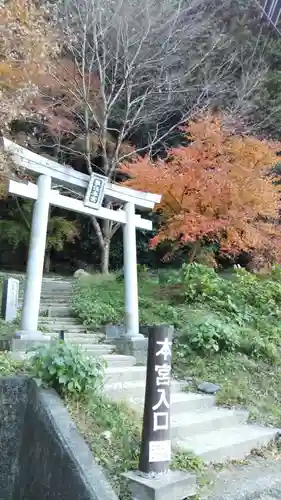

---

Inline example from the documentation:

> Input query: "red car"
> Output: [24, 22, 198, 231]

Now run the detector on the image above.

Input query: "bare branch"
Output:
[47, 0, 270, 272]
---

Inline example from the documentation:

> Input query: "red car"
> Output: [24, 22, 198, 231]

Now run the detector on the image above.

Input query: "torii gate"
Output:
[2, 138, 161, 339]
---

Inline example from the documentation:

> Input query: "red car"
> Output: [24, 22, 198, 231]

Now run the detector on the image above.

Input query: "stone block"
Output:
[12, 335, 52, 356]
[113, 335, 148, 365]
[198, 381, 221, 394]
[123, 469, 197, 500]
[103, 324, 125, 340]
[1, 278, 19, 322]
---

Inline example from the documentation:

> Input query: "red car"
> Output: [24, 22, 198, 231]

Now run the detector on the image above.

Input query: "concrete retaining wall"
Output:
[0, 376, 118, 500]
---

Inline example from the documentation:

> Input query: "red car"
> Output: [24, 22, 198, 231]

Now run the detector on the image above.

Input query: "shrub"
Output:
[180, 263, 224, 303]
[173, 263, 281, 361]
[72, 263, 281, 363]
[238, 327, 278, 361]
[26, 341, 104, 395]
[73, 274, 182, 328]
[158, 268, 182, 285]
[270, 263, 281, 282]
[0, 351, 23, 376]
[179, 263, 281, 322]
[174, 311, 241, 357]
[72, 276, 123, 326]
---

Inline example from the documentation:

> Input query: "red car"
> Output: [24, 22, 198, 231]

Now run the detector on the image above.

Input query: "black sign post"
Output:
[139, 324, 173, 475]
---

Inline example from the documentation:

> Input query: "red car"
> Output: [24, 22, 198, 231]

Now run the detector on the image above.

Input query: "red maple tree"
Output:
[121, 114, 281, 262]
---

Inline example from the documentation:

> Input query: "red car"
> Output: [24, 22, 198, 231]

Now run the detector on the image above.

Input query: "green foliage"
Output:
[0, 199, 79, 254]
[73, 275, 124, 326]
[180, 264, 223, 303]
[72, 273, 193, 330]
[254, 35, 281, 138]
[67, 394, 141, 498]
[177, 312, 241, 356]
[0, 215, 29, 249]
[73, 263, 281, 361]
[0, 317, 18, 337]
[116, 264, 149, 283]
[173, 263, 281, 359]
[26, 340, 104, 395]
[269, 263, 281, 281]
[180, 263, 281, 320]
[0, 351, 24, 376]
[46, 216, 78, 251]
[171, 450, 205, 473]
[136, 263, 149, 274]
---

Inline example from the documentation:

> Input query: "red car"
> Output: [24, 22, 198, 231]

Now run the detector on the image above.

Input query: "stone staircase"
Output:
[35, 278, 127, 365]
[24, 277, 281, 464]
[103, 368, 278, 463]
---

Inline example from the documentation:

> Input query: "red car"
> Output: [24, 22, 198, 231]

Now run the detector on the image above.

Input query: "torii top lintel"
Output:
[1, 137, 161, 211]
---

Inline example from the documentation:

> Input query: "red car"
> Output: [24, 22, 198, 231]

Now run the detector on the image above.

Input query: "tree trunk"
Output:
[188, 240, 201, 264]
[100, 241, 110, 274]
[91, 209, 113, 274]
[44, 249, 51, 273]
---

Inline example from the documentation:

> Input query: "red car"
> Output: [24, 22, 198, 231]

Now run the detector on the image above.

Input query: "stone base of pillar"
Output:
[113, 335, 148, 365]
[15, 330, 50, 340]
[122, 469, 197, 500]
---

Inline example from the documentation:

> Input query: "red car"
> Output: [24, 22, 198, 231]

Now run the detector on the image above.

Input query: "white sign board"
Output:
[84, 173, 107, 210]
[149, 440, 171, 463]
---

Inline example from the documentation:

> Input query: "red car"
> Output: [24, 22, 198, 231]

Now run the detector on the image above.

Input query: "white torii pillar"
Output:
[3, 138, 160, 343]
[123, 202, 140, 337]
[17, 182, 142, 338]
[18, 174, 51, 338]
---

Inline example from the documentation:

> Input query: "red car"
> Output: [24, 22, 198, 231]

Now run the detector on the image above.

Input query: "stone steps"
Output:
[173, 425, 278, 463]
[26, 277, 280, 465]
[40, 306, 73, 317]
[42, 326, 98, 334]
[38, 298, 72, 302]
[104, 366, 147, 385]
[170, 408, 248, 439]
[104, 379, 184, 399]
[128, 390, 216, 414]
[20, 301, 73, 307]
[101, 364, 280, 463]
[47, 333, 104, 343]
[102, 355, 136, 368]
[81, 344, 115, 356]
[20, 293, 73, 298]
[40, 317, 81, 323]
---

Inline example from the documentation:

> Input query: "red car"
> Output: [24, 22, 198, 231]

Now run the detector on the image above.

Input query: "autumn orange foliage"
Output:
[121, 114, 281, 261]
[0, 0, 58, 125]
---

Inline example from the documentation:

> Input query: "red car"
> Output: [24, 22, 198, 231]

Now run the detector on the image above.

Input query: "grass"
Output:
[72, 272, 205, 331]
[66, 394, 141, 499]
[0, 351, 25, 376]
[175, 352, 281, 428]
[72, 266, 281, 430]
[66, 392, 205, 499]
